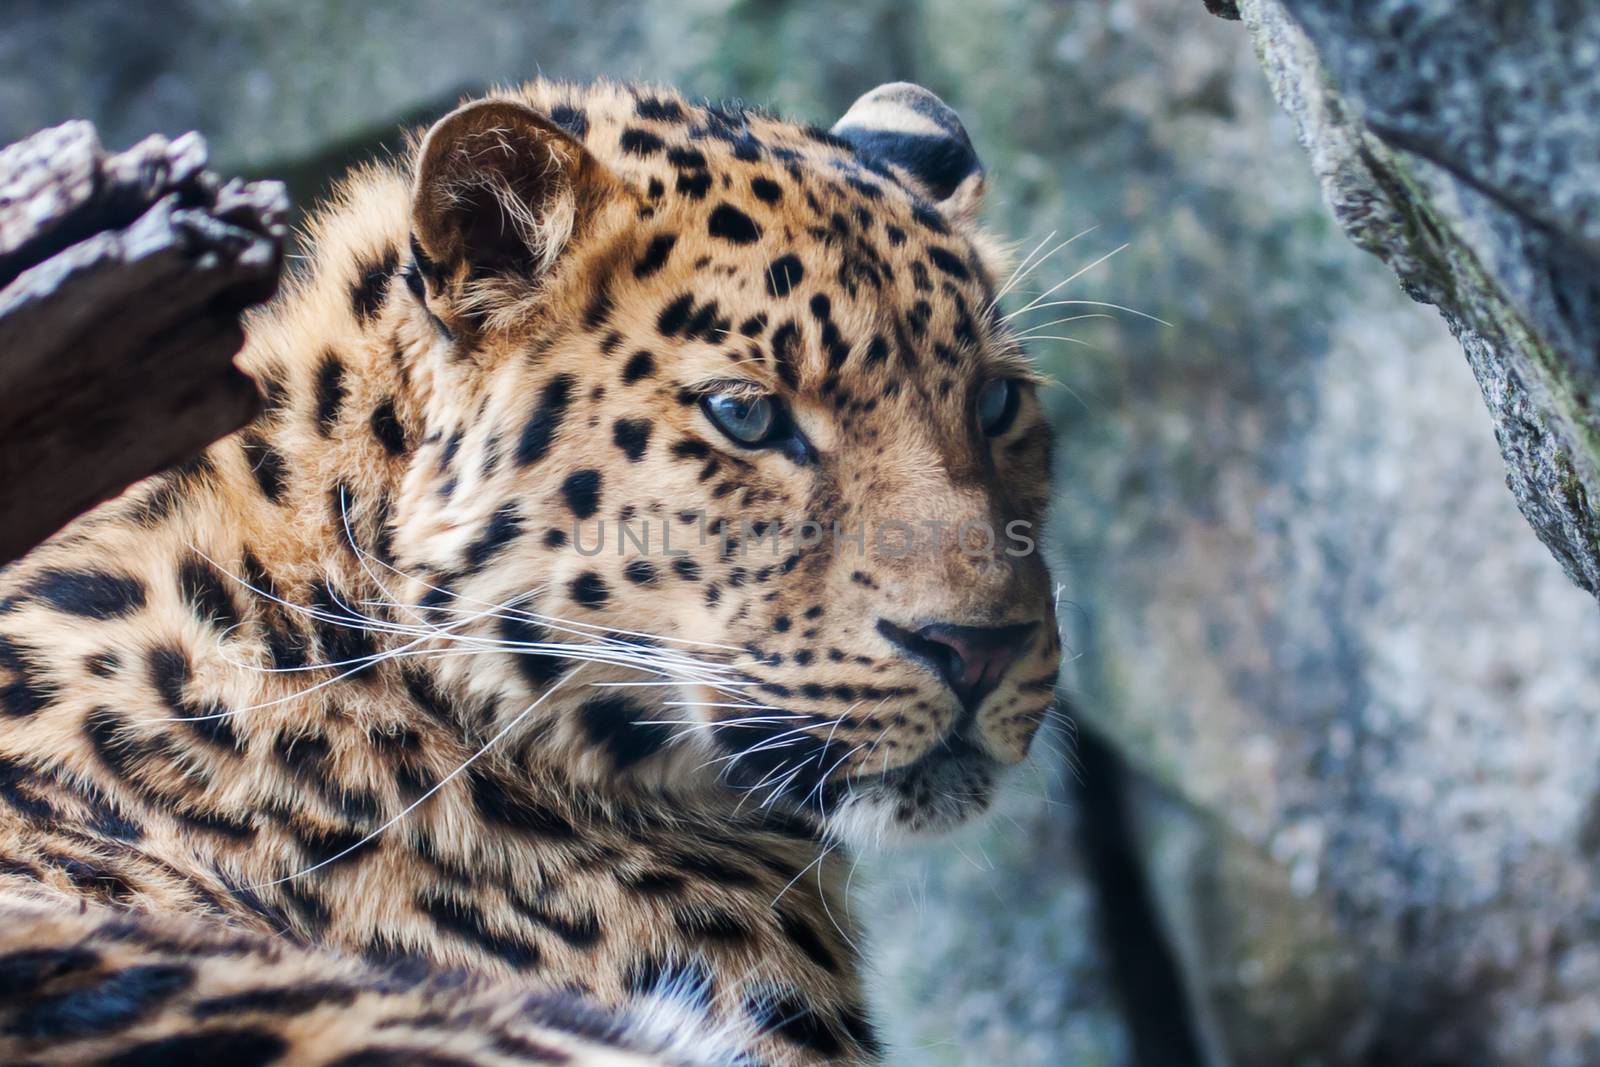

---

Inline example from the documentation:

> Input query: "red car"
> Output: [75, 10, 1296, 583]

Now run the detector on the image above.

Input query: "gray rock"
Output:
[1237, 0, 1600, 598]
[866, 773, 1131, 1067]
[1116, 1, 1600, 1061]
[1058, 153, 1600, 1058]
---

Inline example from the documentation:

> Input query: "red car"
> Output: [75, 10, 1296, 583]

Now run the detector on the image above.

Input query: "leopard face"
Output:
[383, 82, 1060, 845]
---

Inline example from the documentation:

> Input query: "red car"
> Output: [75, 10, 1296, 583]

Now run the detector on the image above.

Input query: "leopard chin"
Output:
[817, 737, 1003, 846]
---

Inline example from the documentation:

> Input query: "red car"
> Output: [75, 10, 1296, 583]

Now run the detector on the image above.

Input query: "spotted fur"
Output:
[0, 79, 1060, 1065]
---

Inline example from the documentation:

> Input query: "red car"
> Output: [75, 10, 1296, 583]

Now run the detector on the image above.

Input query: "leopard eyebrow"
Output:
[997, 359, 1048, 386]
[984, 338, 1049, 383]
[676, 375, 776, 399]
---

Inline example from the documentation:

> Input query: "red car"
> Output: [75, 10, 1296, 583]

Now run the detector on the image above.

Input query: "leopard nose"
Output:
[877, 619, 1037, 713]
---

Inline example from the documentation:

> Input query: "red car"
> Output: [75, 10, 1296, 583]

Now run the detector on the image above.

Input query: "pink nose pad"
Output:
[877, 619, 1037, 714]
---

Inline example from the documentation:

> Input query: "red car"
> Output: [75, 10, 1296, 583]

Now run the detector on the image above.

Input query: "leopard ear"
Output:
[411, 98, 617, 284]
[831, 82, 986, 222]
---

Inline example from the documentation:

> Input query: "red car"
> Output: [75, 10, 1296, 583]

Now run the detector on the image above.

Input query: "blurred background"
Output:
[8, 1, 1600, 1064]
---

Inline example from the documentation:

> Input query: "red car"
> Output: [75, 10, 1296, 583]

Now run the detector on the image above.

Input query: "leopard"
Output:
[0, 78, 1062, 1066]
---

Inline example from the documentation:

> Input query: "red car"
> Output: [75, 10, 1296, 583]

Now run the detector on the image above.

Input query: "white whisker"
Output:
[1016, 334, 1097, 349]
[1007, 297, 1174, 328]
[242, 663, 586, 889]
[1012, 312, 1116, 337]
[986, 226, 1100, 314]
[1004, 242, 1131, 321]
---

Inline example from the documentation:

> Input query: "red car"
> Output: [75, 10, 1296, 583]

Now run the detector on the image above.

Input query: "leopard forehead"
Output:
[485, 81, 1028, 406]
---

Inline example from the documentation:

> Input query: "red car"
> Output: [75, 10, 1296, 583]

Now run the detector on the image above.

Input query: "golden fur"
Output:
[0, 80, 1060, 1065]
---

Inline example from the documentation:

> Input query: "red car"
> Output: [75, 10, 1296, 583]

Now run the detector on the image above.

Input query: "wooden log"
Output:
[0, 121, 286, 565]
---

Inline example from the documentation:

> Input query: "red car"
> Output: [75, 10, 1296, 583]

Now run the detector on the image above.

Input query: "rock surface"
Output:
[1139, 1, 1600, 1062]
[7, 2, 1600, 1065]
[1241, 0, 1600, 599]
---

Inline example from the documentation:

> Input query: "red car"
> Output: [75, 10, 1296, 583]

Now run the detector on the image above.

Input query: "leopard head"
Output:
[386, 82, 1060, 844]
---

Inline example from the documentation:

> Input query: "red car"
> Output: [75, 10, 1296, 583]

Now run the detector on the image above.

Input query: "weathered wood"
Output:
[0, 121, 286, 565]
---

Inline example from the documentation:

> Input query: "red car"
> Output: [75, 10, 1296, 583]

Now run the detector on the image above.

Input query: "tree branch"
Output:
[0, 121, 286, 565]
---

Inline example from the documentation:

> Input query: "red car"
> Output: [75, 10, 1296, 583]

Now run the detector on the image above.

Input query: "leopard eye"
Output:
[977, 378, 1021, 436]
[402, 261, 427, 301]
[702, 392, 777, 446]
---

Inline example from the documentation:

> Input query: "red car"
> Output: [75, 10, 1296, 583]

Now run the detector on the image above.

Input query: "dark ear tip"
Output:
[830, 82, 984, 205]
[836, 82, 976, 149]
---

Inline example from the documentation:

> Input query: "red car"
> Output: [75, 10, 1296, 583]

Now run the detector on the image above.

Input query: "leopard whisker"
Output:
[412, 589, 748, 656]
[1003, 242, 1131, 321]
[747, 762, 811, 816]
[698, 736, 810, 773]
[799, 701, 879, 812]
[658, 701, 790, 712]
[784, 740, 864, 813]
[989, 228, 1059, 310]
[1014, 333, 1098, 350]
[742, 757, 806, 798]
[335, 485, 433, 632]
[1005, 296, 1173, 328]
[641, 716, 806, 727]
[769, 837, 838, 910]
[410, 609, 753, 687]
[812, 844, 861, 958]
[696, 716, 852, 778]
[242, 663, 586, 889]
[1011, 312, 1116, 337]
[726, 756, 805, 820]
[591, 679, 759, 689]
[986, 225, 1100, 315]
[336, 531, 753, 681]
[165, 570, 520, 722]
[189, 544, 452, 645]
[188, 568, 744, 721]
